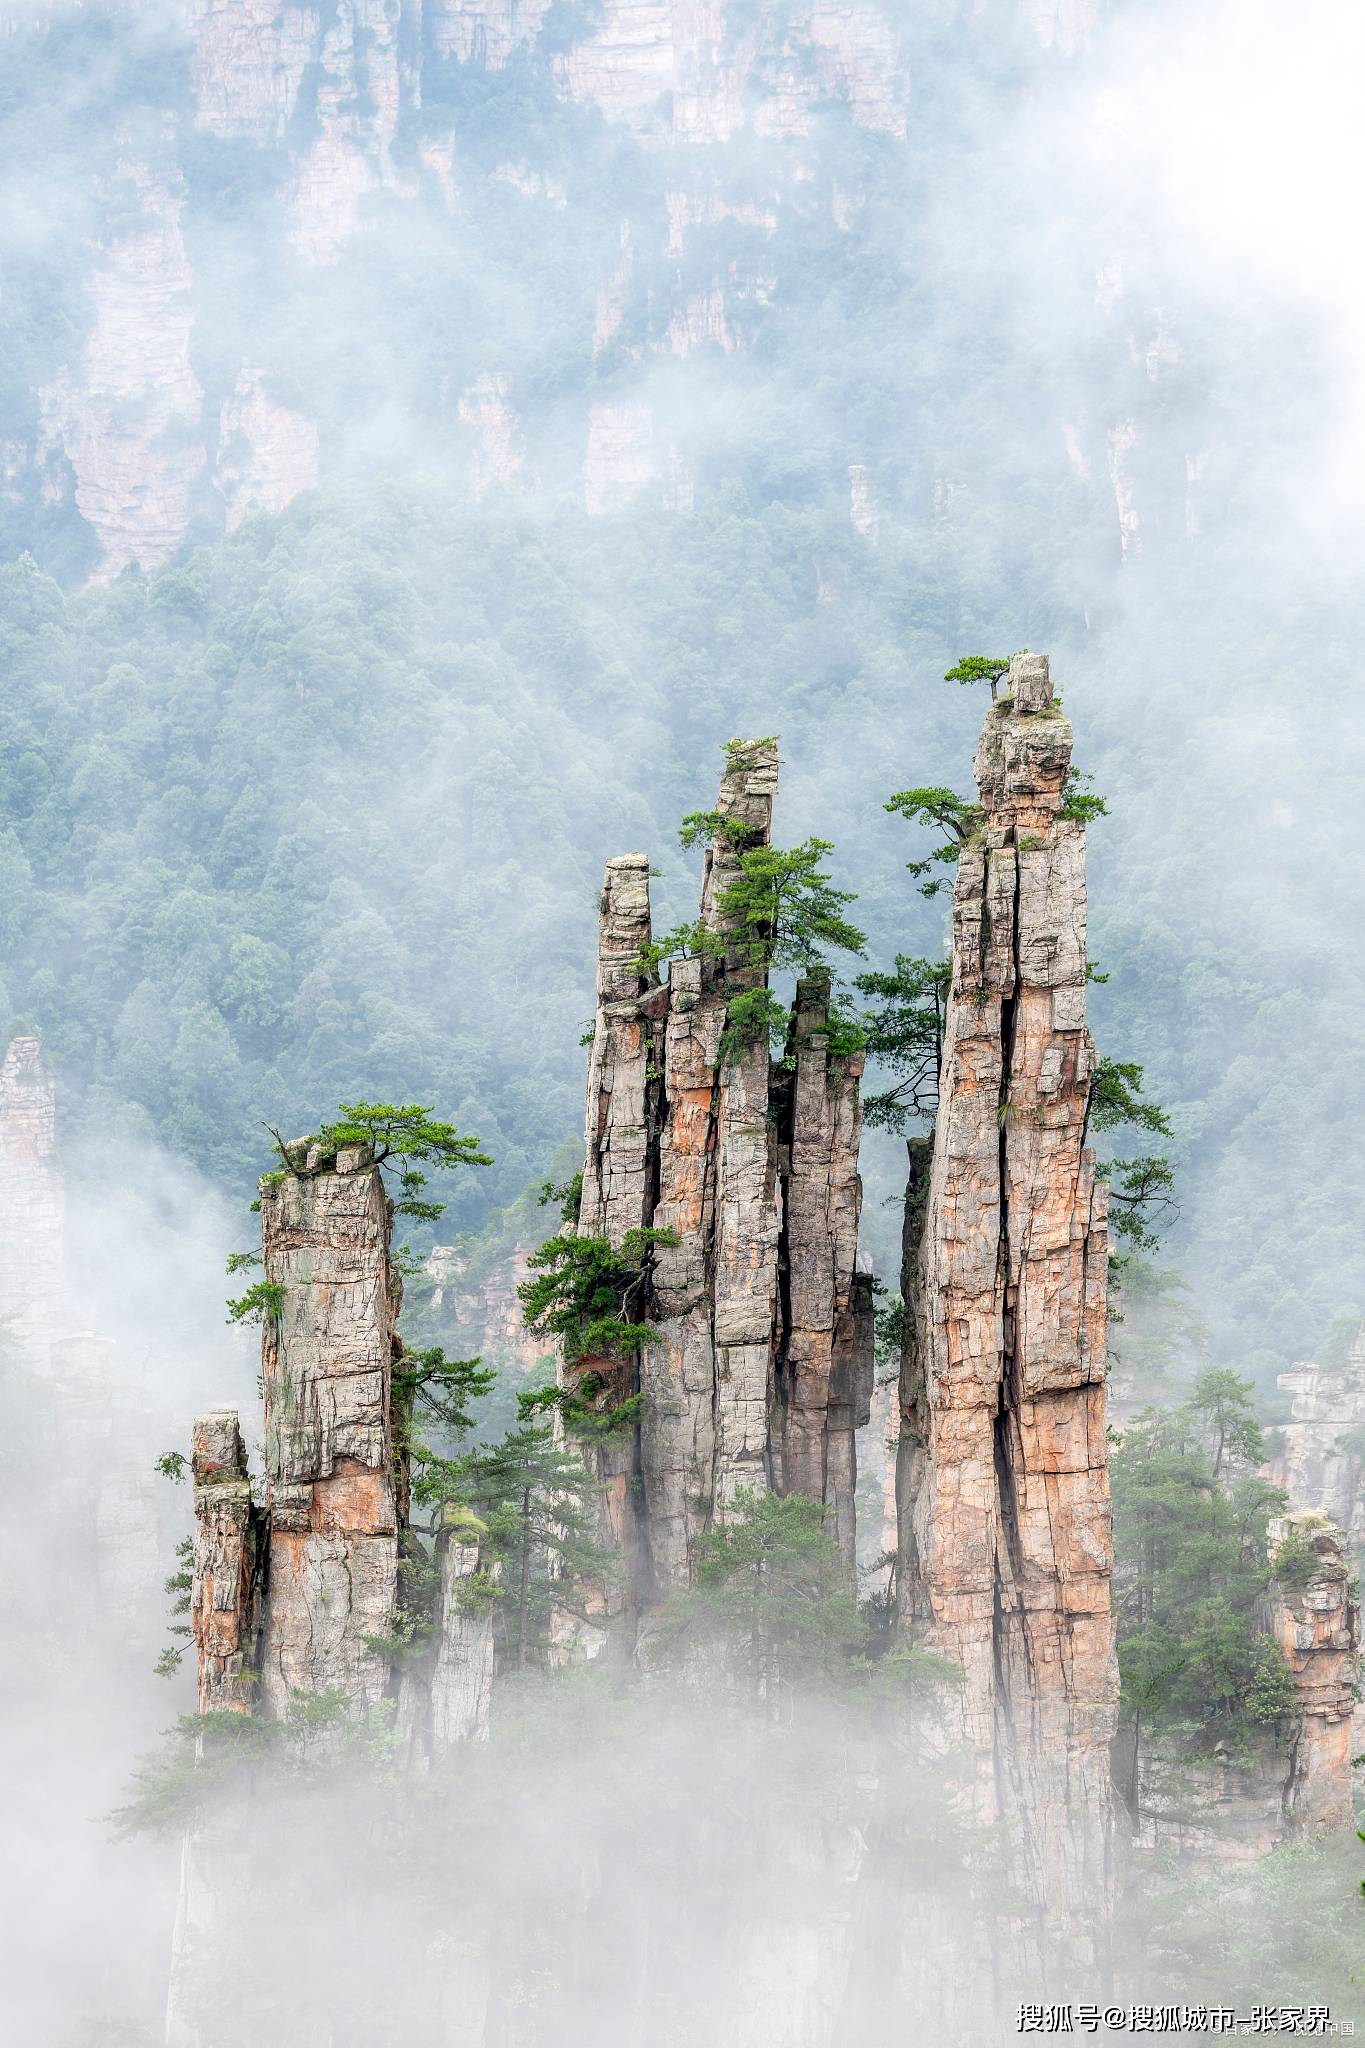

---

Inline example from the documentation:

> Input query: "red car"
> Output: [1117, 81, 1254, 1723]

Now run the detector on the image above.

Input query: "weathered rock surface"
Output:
[1269, 1515, 1361, 1837]
[38, 158, 204, 580]
[216, 369, 320, 534]
[774, 972, 874, 1566]
[896, 652, 1117, 1962]
[572, 741, 872, 1615]
[190, 1408, 260, 1714]
[0, 1035, 64, 1370]
[430, 1537, 496, 1748]
[257, 1142, 401, 1714]
[1269, 1334, 1365, 1554]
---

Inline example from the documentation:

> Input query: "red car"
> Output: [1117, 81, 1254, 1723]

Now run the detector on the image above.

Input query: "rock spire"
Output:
[575, 741, 873, 1612]
[187, 1138, 491, 1747]
[1269, 1515, 1362, 1837]
[896, 652, 1117, 1959]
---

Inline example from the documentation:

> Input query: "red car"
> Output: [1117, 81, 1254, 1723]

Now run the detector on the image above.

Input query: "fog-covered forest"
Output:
[1, 0, 1361, 2039]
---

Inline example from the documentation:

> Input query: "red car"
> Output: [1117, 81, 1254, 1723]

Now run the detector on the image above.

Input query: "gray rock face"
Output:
[190, 1409, 260, 1715]
[896, 652, 1117, 1965]
[257, 1143, 401, 1715]
[0, 1035, 65, 1371]
[1269, 1335, 1365, 1552]
[574, 742, 873, 1613]
[1270, 1515, 1362, 1837]
[430, 1539, 495, 1749]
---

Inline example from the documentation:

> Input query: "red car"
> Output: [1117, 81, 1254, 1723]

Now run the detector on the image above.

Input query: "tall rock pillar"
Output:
[1270, 1515, 1362, 1836]
[190, 1409, 260, 1715]
[576, 852, 664, 1622]
[574, 740, 873, 1609]
[775, 971, 874, 1573]
[258, 1141, 401, 1714]
[898, 652, 1117, 1954]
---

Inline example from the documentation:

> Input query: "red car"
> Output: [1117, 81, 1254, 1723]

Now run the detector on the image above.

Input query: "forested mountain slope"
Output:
[2, 0, 1364, 1394]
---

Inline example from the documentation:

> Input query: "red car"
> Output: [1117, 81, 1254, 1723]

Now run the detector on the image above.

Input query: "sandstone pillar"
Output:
[897, 652, 1117, 1953]
[775, 972, 874, 1573]
[1270, 1515, 1362, 1836]
[258, 1141, 401, 1714]
[190, 1409, 259, 1715]
[575, 739, 871, 1608]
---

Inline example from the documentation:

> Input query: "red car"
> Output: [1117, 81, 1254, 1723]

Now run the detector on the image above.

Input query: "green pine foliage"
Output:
[517, 1225, 677, 1361]
[1112, 1382, 1295, 1782]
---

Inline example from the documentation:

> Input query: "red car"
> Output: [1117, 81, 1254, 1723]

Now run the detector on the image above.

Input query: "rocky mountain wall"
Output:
[1269, 1336, 1365, 1556]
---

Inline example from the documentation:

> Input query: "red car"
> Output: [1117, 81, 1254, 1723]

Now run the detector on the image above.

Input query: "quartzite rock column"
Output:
[576, 739, 871, 1605]
[701, 739, 782, 1523]
[190, 1408, 259, 1714]
[574, 851, 664, 1624]
[776, 971, 874, 1575]
[1270, 1515, 1362, 1836]
[897, 652, 1116, 1957]
[258, 1141, 401, 1715]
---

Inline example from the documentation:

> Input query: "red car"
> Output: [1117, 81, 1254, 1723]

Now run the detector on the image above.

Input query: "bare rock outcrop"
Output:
[896, 652, 1117, 1962]
[1269, 1335, 1365, 1554]
[1269, 1515, 1362, 1837]
[190, 1409, 260, 1715]
[430, 1537, 496, 1748]
[0, 1034, 64, 1370]
[573, 741, 872, 1615]
[38, 158, 204, 580]
[257, 1141, 402, 1715]
[216, 369, 320, 535]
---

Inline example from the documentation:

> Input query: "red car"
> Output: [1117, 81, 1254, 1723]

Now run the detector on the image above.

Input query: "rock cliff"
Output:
[573, 741, 873, 1615]
[896, 653, 1117, 1964]
[1269, 1515, 1362, 1837]
[1269, 1334, 1365, 1557]
[0, 1035, 64, 1369]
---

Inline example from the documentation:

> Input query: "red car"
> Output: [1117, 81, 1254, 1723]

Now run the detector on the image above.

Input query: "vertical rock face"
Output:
[38, 158, 204, 580]
[774, 972, 873, 1564]
[216, 369, 320, 534]
[0, 1035, 64, 1370]
[190, 1409, 260, 1715]
[430, 1537, 496, 1748]
[258, 1142, 401, 1714]
[1270, 1335, 1365, 1553]
[573, 742, 872, 1613]
[897, 653, 1117, 1955]
[1270, 1516, 1362, 1837]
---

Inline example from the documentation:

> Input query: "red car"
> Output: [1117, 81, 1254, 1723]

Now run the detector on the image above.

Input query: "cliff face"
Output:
[12, 0, 914, 570]
[38, 157, 204, 582]
[0, 1035, 64, 1369]
[575, 743, 873, 1614]
[1270, 1517, 1362, 1836]
[896, 653, 1117, 1959]
[1269, 1336, 1365, 1555]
